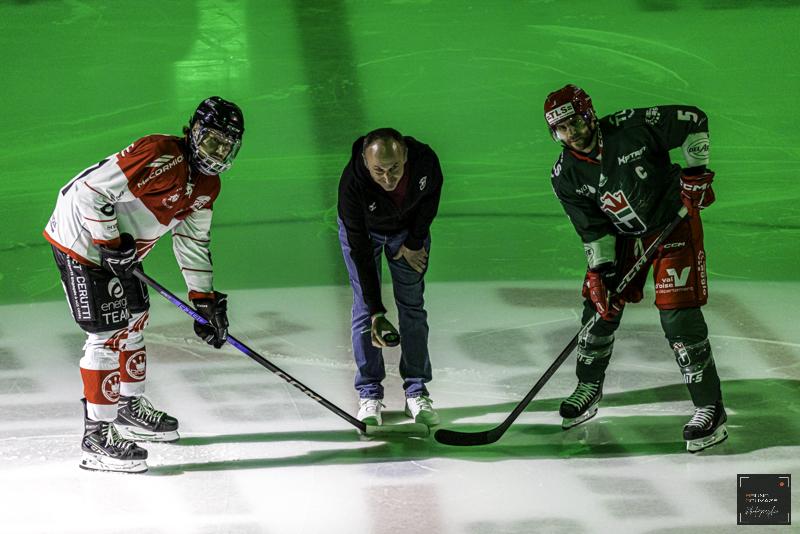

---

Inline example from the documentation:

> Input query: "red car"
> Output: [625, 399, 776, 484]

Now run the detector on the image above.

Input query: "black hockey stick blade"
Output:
[434, 427, 497, 446]
[434, 207, 689, 447]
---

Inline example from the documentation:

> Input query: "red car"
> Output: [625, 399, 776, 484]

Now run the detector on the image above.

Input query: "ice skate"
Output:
[115, 395, 179, 442]
[405, 395, 440, 426]
[560, 380, 603, 430]
[357, 398, 384, 426]
[684, 401, 728, 453]
[80, 417, 148, 473]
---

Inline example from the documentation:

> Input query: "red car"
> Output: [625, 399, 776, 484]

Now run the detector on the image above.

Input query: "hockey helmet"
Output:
[543, 84, 596, 142]
[188, 96, 245, 175]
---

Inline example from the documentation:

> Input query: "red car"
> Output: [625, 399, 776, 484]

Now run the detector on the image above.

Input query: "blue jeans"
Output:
[338, 218, 432, 399]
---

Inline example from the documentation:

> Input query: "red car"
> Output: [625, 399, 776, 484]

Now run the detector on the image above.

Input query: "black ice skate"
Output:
[560, 380, 603, 430]
[683, 401, 728, 453]
[115, 395, 179, 442]
[80, 417, 148, 473]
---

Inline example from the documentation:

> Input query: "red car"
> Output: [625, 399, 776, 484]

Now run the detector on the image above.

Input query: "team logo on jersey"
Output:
[138, 154, 184, 188]
[599, 190, 647, 233]
[125, 350, 147, 381]
[190, 195, 211, 211]
[101, 371, 121, 402]
[419, 176, 427, 191]
[608, 109, 635, 126]
[645, 107, 661, 126]
[162, 192, 181, 209]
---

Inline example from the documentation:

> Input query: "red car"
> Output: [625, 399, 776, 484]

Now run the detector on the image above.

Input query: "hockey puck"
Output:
[382, 332, 400, 347]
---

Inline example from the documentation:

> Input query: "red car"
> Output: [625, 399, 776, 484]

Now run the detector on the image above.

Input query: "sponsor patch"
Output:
[545, 102, 575, 125]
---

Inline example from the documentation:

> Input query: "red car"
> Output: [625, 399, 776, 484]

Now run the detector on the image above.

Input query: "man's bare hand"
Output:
[393, 245, 428, 273]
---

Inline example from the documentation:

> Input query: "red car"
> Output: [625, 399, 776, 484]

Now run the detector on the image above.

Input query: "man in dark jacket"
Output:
[544, 85, 728, 453]
[337, 127, 443, 427]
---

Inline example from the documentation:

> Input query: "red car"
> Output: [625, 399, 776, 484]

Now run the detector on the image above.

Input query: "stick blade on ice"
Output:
[434, 428, 494, 446]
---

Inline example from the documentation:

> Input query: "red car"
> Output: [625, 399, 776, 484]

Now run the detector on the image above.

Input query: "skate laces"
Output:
[104, 422, 136, 452]
[687, 405, 715, 429]
[565, 382, 600, 408]
[132, 396, 165, 423]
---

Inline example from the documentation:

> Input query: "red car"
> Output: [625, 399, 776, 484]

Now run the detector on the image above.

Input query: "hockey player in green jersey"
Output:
[544, 84, 727, 453]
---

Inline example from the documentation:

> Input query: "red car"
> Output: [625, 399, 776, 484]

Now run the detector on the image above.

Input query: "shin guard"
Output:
[672, 338, 722, 406]
[576, 333, 614, 383]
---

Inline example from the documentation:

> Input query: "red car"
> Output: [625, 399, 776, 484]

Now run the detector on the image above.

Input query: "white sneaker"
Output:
[405, 395, 440, 426]
[357, 398, 384, 426]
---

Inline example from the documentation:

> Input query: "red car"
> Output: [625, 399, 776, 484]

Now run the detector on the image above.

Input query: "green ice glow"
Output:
[1, 1, 798, 305]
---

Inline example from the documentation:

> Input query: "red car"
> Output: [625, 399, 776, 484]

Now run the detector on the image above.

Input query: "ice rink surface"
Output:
[1, 280, 797, 533]
[1, 1, 798, 532]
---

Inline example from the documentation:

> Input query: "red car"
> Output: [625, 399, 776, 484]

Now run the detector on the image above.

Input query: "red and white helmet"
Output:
[543, 84, 597, 141]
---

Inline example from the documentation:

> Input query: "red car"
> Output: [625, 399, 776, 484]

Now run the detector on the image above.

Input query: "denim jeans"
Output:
[338, 218, 432, 399]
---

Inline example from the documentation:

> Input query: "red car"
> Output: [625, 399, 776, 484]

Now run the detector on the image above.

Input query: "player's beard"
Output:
[568, 129, 596, 152]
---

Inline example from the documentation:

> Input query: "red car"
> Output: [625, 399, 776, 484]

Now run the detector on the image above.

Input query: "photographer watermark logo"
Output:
[738, 474, 791, 525]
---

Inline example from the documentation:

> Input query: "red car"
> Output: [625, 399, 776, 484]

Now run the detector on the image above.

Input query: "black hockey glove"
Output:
[192, 291, 229, 348]
[98, 232, 139, 279]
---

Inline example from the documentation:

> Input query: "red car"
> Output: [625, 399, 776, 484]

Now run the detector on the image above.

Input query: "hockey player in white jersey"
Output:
[44, 96, 244, 473]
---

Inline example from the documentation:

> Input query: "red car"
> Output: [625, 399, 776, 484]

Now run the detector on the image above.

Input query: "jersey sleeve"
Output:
[71, 156, 137, 246]
[644, 105, 710, 168]
[171, 208, 214, 294]
[551, 154, 613, 242]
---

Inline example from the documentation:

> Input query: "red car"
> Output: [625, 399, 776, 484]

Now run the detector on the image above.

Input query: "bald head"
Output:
[362, 129, 408, 191]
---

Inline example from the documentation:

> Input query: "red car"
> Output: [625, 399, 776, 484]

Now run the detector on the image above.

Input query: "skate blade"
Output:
[79, 451, 148, 473]
[686, 424, 728, 453]
[562, 404, 599, 430]
[115, 424, 180, 443]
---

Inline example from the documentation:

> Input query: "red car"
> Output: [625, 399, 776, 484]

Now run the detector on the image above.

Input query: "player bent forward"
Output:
[544, 84, 727, 453]
[44, 97, 243, 472]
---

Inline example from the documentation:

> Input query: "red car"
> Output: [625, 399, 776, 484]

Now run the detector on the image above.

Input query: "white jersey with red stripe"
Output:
[44, 134, 221, 294]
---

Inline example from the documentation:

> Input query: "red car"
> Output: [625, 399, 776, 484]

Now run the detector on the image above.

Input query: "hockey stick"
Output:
[133, 270, 429, 437]
[434, 206, 689, 446]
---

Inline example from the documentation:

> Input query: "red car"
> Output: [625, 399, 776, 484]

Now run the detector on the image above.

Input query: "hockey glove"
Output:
[192, 291, 229, 348]
[583, 264, 625, 322]
[98, 232, 139, 279]
[680, 168, 715, 216]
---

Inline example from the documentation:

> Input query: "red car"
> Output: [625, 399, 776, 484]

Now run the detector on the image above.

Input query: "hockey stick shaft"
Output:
[435, 206, 689, 446]
[133, 270, 428, 437]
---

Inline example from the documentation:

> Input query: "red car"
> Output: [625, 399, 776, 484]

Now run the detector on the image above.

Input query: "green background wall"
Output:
[1, 0, 798, 305]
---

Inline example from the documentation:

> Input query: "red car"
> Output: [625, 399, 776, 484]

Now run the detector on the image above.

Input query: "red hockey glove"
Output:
[680, 168, 715, 216]
[582, 264, 625, 321]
